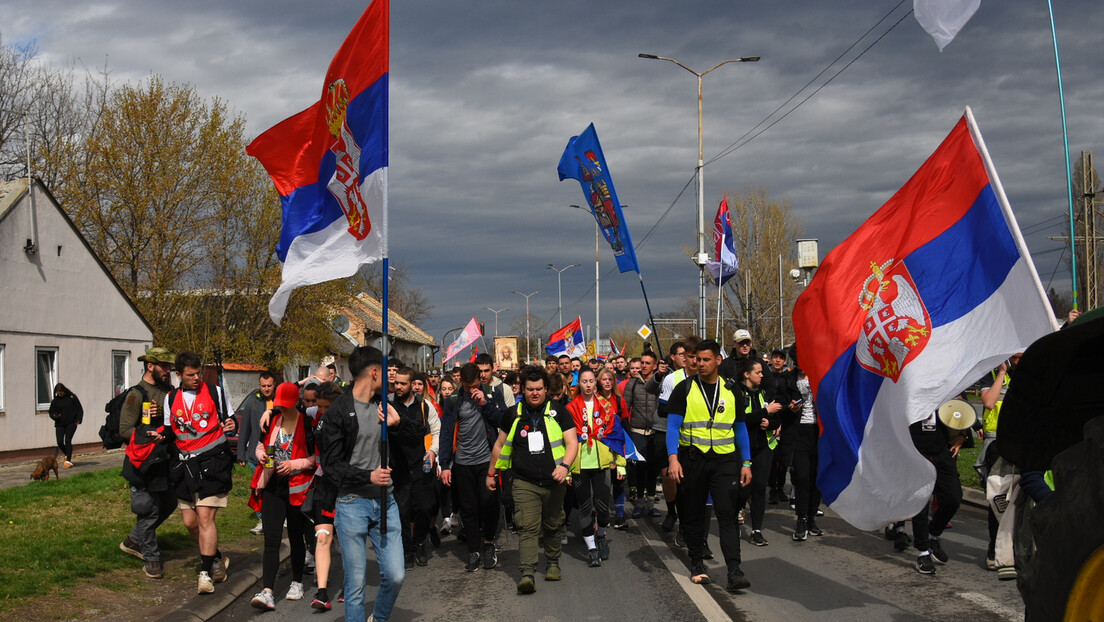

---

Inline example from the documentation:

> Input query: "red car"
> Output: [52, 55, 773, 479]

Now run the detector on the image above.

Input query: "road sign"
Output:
[637, 324, 652, 340]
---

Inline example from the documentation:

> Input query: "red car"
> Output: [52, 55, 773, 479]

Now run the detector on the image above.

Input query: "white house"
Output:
[0, 178, 153, 455]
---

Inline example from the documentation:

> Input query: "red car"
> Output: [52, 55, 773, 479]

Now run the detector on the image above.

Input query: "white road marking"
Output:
[637, 518, 735, 622]
[957, 591, 1023, 621]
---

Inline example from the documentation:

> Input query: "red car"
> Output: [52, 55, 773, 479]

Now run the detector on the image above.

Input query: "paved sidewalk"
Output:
[0, 447, 124, 491]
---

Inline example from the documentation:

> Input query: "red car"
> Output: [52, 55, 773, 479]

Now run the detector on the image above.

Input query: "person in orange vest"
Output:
[163, 350, 237, 595]
[248, 382, 317, 611]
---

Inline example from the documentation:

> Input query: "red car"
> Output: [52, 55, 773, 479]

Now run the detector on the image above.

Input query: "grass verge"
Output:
[0, 464, 262, 621]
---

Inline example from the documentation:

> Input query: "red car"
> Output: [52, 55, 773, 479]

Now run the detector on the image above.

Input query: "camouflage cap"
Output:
[138, 347, 175, 364]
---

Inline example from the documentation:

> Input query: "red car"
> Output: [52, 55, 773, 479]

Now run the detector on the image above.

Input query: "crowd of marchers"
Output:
[111, 323, 1026, 622]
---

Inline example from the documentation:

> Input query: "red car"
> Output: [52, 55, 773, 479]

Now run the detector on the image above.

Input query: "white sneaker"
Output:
[286, 580, 304, 601]
[250, 520, 264, 535]
[197, 571, 214, 594]
[251, 589, 276, 610]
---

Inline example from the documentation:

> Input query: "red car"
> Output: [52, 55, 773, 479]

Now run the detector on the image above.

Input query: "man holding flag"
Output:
[792, 108, 1057, 532]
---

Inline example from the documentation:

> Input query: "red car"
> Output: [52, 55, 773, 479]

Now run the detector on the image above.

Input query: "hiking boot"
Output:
[311, 589, 332, 610]
[143, 560, 163, 579]
[929, 537, 948, 564]
[212, 554, 229, 582]
[482, 542, 498, 569]
[793, 517, 808, 542]
[690, 559, 710, 584]
[726, 566, 751, 592]
[661, 512, 677, 532]
[120, 537, 144, 560]
[806, 519, 824, 537]
[250, 520, 264, 536]
[544, 560, 562, 581]
[464, 552, 481, 572]
[750, 530, 768, 546]
[516, 574, 536, 594]
[597, 534, 610, 561]
[415, 542, 429, 566]
[197, 571, 215, 594]
[251, 589, 275, 610]
[916, 553, 936, 575]
[587, 548, 602, 567]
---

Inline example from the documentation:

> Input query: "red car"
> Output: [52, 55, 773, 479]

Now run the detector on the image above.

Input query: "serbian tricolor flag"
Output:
[609, 337, 625, 357]
[246, 1, 389, 324]
[792, 108, 1057, 530]
[546, 317, 585, 358]
[706, 194, 738, 286]
[444, 317, 481, 364]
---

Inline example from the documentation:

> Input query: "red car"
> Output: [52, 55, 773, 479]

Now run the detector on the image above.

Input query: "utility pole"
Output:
[483, 307, 508, 337]
[513, 290, 540, 362]
[1050, 151, 1102, 310]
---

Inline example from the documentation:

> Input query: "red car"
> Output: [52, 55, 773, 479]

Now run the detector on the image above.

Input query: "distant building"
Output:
[337, 293, 436, 371]
[0, 179, 153, 455]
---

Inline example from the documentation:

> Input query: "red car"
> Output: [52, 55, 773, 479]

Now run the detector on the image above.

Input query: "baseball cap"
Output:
[138, 347, 175, 364]
[733, 329, 752, 343]
[273, 382, 300, 408]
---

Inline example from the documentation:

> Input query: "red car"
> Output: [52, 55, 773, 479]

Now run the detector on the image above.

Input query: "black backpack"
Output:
[100, 385, 150, 450]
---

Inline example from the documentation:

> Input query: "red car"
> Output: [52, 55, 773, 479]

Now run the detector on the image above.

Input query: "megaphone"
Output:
[937, 399, 977, 430]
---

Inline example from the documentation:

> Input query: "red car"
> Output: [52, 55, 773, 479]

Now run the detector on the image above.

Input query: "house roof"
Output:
[219, 363, 268, 372]
[0, 177, 155, 335]
[342, 293, 436, 347]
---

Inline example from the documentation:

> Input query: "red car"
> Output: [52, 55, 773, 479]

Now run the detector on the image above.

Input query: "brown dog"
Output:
[31, 455, 59, 481]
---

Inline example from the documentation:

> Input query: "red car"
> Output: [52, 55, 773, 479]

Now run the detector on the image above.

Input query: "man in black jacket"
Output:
[117, 347, 176, 579]
[319, 346, 420, 622]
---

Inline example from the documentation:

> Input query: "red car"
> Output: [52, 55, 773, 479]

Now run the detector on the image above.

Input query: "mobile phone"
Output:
[792, 399, 804, 406]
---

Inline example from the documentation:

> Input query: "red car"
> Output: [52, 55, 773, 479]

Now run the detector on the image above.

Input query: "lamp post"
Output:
[570, 204, 616, 354]
[639, 52, 759, 338]
[483, 307, 508, 337]
[547, 263, 579, 328]
[512, 290, 541, 362]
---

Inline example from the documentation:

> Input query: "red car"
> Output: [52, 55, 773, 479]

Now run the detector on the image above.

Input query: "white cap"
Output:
[733, 329, 752, 343]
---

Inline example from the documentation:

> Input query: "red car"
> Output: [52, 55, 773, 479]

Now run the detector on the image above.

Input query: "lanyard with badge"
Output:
[695, 376, 723, 424]
[519, 402, 547, 454]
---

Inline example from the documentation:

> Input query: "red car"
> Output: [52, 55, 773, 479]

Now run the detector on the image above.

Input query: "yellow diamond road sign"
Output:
[637, 325, 652, 340]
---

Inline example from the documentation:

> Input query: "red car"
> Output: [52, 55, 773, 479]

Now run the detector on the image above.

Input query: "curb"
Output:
[154, 542, 289, 622]
[961, 485, 987, 510]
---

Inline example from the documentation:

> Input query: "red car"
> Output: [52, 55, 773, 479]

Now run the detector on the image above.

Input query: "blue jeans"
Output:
[335, 493, 405, 622]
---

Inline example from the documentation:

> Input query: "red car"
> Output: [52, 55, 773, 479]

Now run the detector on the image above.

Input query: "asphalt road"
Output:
[212, 496, 1023, 622]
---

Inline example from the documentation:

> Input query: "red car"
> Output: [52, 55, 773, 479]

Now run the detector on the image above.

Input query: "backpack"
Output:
[100, 384, 150, 450]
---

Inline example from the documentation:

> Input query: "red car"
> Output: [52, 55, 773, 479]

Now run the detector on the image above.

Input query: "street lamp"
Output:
[547, 263, 579, 328]
[639, 52, 759, 338]
[512, 290, 541, 362]
[483, 307, 508, 337]
[570, 204, 622, 354]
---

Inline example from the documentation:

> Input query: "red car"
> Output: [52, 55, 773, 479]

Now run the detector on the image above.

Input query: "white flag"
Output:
[914, 0, 981, 51]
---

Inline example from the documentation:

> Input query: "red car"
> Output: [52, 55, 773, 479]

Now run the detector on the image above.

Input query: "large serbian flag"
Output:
[247, 1, 389, 324]
[546, 317, 586, 358]
[792, 108, 1057, 530]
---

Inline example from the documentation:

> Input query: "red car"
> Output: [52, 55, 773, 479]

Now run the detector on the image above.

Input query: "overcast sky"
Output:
[6, 1, 1102, 357]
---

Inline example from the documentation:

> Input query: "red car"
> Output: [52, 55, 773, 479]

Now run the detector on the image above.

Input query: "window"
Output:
[112, 351, 130, 397]
[36, 347, 58, 409]
[0, 344, 5, 411]
[298, 365, 311, 382]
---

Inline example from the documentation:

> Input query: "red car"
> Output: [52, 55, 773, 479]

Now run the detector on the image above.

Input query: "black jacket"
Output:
[317, 388, 423, 508]
[49, 394, 83, 427]
[438, 383, 508, 471]
[741, 385, 781, 454]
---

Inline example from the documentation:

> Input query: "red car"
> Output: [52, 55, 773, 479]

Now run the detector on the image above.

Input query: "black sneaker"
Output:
[726, 566, 751, 592]
[702, 545, 714, 560]
[806, 519, 824, 537]
[916, 553, 936, 575]
[597, 534, 610, 561]
[482, 542, 498, 569]
[120, 537, 144, 560]
[404, 552, 415, 569]
[613, 514, 627, 530]
[750, 530, 768, 546]
[464, 552, 481, 572]
[815, 509, 825, 517]
[661, 512, 677, 532]
[793, 517, 808, 542]
[929, 537, 948, 564]
[690, 559, 710, 584]
[415, 542, 429, 566]
[587, 548, 602, 567]
[894, 531, 912, 552]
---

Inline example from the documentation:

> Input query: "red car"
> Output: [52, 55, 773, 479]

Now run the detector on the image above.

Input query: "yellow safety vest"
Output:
[744, 387, 779, 450]
[679, 376, 740, 454]
[495, 401, 566, 470]
[982, 372, 1011, 434]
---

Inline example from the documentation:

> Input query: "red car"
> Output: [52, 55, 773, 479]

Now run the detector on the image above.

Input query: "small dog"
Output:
[31, 455, 59, 481]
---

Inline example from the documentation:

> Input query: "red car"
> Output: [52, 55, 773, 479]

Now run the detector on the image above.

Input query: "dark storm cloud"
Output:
[6, 0, 1101, 346]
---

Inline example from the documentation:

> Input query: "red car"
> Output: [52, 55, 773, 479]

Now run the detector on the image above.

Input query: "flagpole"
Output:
[637, 273, 663, 355]
[1046, 0, 1078, 310]
[380, 256, 390, 536]
[716, 272, 723, 342]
